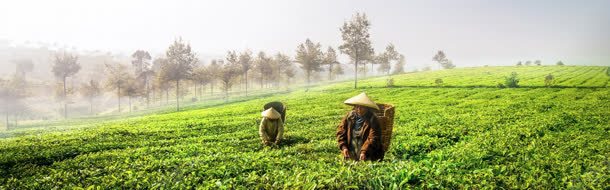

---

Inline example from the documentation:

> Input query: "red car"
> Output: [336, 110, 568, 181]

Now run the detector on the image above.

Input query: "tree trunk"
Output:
[245, 71, 248, 96]
[146, 78, 150, 108]
[277, 66, 281, 88]
[5, 113, 8, 130]
[198, 84, 202, 101]
[225, 89, 229, 103]
[166, 89, 169, 105]
[354, 59, 358, 89]
[117, 83, 121, 113]
[129, 95, 132, 113]
[307, 70, 311, 85]
[328, 63, 333, 81]
[63, 76, 67, 119]
[363, 62, 367, 78]
[152, 83, 156, 107]
[176, 80, 180, 111]
[211, 81, 214, 96]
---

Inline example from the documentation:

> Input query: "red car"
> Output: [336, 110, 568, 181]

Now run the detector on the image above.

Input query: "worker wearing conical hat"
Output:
[336, 92, 384, 161]
[259, 107, 284, 146]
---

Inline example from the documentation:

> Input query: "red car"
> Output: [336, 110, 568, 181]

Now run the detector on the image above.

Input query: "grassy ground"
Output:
[1, 66, 608, 189]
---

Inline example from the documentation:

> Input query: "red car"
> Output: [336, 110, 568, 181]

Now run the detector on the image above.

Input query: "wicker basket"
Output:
[373, 103, 395, 153]
[263, 102, 286, 122]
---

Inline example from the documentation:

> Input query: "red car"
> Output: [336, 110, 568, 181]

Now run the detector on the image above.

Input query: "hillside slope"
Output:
[1, 66, 608, 189]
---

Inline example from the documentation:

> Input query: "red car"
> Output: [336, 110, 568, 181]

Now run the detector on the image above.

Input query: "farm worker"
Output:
[336, 92, 384, 161]
[259, 107, 284, 146]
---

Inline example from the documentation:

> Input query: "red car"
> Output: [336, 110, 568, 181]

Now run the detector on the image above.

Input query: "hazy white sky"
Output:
[1, 0, 609, 68]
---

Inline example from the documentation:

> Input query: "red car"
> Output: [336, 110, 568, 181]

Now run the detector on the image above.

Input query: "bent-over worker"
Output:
[259, 107, 284, 146]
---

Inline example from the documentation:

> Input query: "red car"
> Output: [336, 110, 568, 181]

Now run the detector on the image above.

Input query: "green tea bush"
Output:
[504, 72, 519, 88]
[386, 78, 395, 87]
[544, 73, 555, 87]
[435, 78, 444, 86]
[1, 66, 608, 189]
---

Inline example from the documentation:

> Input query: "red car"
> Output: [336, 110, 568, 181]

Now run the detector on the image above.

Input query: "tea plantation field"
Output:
[1, 66, 608, 189]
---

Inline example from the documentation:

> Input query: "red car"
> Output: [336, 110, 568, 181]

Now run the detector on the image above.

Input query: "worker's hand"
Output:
[359, 153, 366, 161]
[342, 148, 350, 159]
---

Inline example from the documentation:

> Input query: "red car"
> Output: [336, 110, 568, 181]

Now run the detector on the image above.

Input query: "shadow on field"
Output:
[280, 135, 311, 147]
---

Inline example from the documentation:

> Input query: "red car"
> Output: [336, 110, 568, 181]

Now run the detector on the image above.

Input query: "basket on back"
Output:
[373, 103, 395, 153]
[263, 101, 286, 122]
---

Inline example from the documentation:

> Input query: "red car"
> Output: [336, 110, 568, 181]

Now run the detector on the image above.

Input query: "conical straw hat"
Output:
[344, 92, 380, 110]
[261, 107, 281, 119]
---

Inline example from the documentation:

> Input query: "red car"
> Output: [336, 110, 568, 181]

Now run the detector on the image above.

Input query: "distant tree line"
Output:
[1, 11, 419, 125]
[516, 60, 566, 66]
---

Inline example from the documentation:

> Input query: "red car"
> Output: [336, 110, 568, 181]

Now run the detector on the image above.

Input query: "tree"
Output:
[525, 61, 532, 66]
[104, 63, 130, 113]
[332, 63, 345, 79]
[375, 52, 389, 75]
[131, 50, 152, 77]
[13, 59, 34, 80]
[516, 61, 523, 66]
[52, 52, 81, 118]
[218, 61, 240, 102]
[152, 58, 171, 105]
[376, 45, 399, 75]
[392, 54, 406, 74]
[534, 60, 542, 66]
[162, 38, 198, 111]
[225, 51, 239, 92]
[207, 60, 221, 96]
[255, 51, 273, 88]
[226, 50, 239, 66]
[225, 51, 240, 92]
[235, 50, 253, 95]
[377, 44, 399, 75]
[122, 76, 140, 112]
[433, 51, 455, 69]
[445, 60, 456, 69]
[432, 51, 446, 69]
[339, 12, 375, 88]
[192, 66, 210, 101]
[295, 39, 324, 85]
[273, 53, 292, 87]
[556, 61, 565, 66]
[79, 80, 101, 114]
[131, 50, 154, 108]
[322, 47, 339, 80]
[0, 78, 28, 130]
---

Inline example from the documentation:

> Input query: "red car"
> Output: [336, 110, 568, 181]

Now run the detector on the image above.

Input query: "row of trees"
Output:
[3, 12, 421, 124]
[516, 60, 565, 66]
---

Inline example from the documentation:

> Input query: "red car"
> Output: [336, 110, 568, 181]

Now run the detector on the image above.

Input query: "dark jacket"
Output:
[336, 110, 384, 161]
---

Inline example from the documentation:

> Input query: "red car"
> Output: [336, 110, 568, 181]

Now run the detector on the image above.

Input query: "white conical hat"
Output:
[344, 92, 380, 110]
[261, 107, 281, 119]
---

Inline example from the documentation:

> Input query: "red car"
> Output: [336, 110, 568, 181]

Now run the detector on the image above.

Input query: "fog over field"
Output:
[0, 1, 609, 189]
[1, 0, 609, 70]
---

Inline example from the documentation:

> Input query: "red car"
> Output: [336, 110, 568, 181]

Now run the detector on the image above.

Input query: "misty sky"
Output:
[1, 0, 609, 68]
